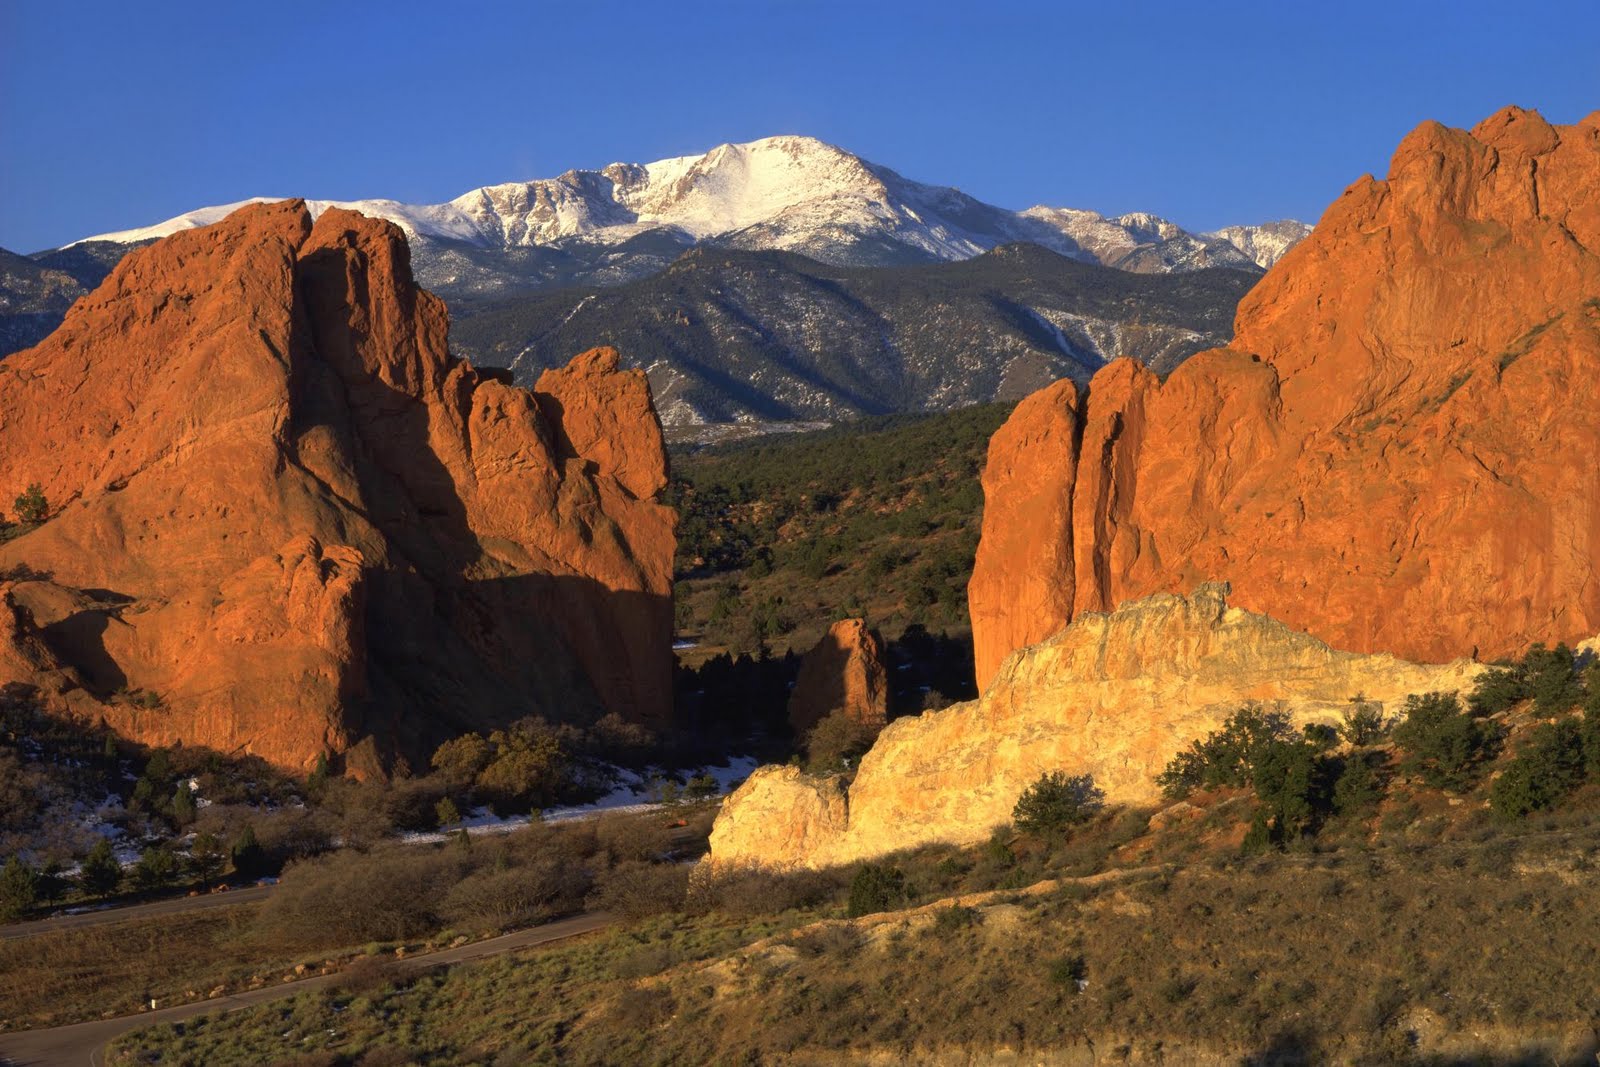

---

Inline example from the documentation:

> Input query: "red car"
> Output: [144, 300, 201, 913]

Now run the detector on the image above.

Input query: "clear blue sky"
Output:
[2, 0, 1596, 252]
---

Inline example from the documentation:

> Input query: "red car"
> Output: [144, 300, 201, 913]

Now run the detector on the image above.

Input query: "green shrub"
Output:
[1250, 739, 1320, 843]
[1392, 692, 1499, 792]
[846, 863, 906, 918]
[189, 832, 226, 888]
[1338, 696, 1389, 747]
[1467, 665, 1528, 717]
[1332, 751, 1386, 815]
[1156, 706, 1295, 798]
[171, 783, 197, 826]
[1302, 723, 1340, 751]
[1489, 718, 1587, 819]
[1524, 644, 1584, 715]
[1241, 808, 1273, 856]
[931, 904, 981, 933]
[13, 483, 48, 523]
[1582, 705, 1600, 779]
[1047, 953, 1087, 993]
[1012, 772, 1104, 838]
[804, 709, 881, 773]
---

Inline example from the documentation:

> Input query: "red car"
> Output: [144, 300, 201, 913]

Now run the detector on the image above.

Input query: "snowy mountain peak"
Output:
[69, 137, 1309, 281]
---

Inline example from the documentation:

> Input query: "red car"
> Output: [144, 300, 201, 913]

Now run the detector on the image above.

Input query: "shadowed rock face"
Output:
[970, 107, 1600, 689]
[710, 585, 1483, 869]
[0, 201, 675, 773]
[786, 618, 889, 736]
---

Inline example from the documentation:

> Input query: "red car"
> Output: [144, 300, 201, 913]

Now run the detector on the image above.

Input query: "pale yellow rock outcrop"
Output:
[709, 584, 1484, 870]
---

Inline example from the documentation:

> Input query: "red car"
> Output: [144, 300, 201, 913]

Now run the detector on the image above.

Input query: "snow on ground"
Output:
[397, 755, 759, 846]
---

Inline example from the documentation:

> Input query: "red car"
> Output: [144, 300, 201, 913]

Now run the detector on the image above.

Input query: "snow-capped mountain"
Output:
[72, 136, 1308, 296]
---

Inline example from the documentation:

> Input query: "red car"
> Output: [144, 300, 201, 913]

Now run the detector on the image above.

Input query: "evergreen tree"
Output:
[1489, 718, 1587, 819]
[306, 753, 330, 798]
[171, 782, 197, 826]
[133, 846, 177, 890]
[1393, 692, 1499, 791]
[0, 855, 39, 920]
[189, 832, 225, 889]
[13, 483, 48, 523]
[230, 825, 267, 879]
[435, 796, 462, 828]
[79, 839, 122, 898]
[1012, 772, 1104, 838]
[1332, 751, 1385, 815]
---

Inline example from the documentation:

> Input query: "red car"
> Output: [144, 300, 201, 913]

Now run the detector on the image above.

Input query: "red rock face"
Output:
[971, 107, 1600, 689]
[0, 201, 675, 772]
[787, 618, 889, 736]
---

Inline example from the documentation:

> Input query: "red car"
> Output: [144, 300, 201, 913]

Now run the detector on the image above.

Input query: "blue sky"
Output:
[1, 0, 1596, 252]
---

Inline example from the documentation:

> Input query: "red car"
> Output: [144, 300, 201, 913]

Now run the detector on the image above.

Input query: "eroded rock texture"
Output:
[970, 107, 1600, 688]
[787, 618, 889, 736]
[710, 586, 1482, 869]
[0, 201, 675, 773]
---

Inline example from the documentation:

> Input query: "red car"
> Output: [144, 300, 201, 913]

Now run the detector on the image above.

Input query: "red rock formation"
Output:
[0, 201, 675, 772]
[788, 618, 889, 736]
[971, 107, 1600, 688]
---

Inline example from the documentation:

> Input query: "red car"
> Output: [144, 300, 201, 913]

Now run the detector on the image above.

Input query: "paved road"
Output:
[0, 911, 614, 1067]
[0, 886, 276, 943]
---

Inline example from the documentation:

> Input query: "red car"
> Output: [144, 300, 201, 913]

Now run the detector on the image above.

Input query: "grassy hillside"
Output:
[670, 403, 1005, 666]
[104, 697, 1600, 1065]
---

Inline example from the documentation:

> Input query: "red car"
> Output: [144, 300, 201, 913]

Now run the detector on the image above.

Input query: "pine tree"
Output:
[230, 826, 267, 879]
[189, 832, 225, 889]
[0, 855, 39, 920]
[133, 846, 177, 890]
[13, 483, 48, 523]
[171, 782, 197, 826]
[435, 796, 462, 828]
[79, 839, 122, 898]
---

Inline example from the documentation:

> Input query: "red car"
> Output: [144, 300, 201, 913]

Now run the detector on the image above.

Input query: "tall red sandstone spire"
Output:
[970, 107, 1600, 689]
[0, 201, 676, 772]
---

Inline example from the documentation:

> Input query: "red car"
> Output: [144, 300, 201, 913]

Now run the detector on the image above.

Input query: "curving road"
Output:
[0, 910, 614, 1067]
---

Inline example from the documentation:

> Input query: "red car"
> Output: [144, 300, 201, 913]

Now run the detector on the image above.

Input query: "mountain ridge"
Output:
[66, 135, 1309, 296]
[446, 241, 1256, 433]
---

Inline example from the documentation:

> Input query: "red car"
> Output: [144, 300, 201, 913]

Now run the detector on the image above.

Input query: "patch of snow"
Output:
[395, 756, 759, 845]
[65, 136, 1304, 278]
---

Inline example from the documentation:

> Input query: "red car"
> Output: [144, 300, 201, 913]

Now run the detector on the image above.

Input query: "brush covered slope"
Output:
[450, 243, 1253, 432]
[0, 201, 675, 774]
[969, 107, 1600, 684]
[709, 584, 1480, 868]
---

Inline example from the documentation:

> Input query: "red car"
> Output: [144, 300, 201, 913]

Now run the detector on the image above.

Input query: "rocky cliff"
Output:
[0, 200, 675, 773]
[970, 107, 1600, 687]
[787, 618, 889, 736]
[710, 585, 1481, 869]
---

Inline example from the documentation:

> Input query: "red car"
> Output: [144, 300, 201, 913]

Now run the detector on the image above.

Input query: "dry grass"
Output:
[0, 905, 267, 1029]
[103, 807, 1600, 1065]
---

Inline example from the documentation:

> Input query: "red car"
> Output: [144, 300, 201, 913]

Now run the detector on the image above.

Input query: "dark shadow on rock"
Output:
[39, 607, 126, 698]
[352, 572, 672, 774]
